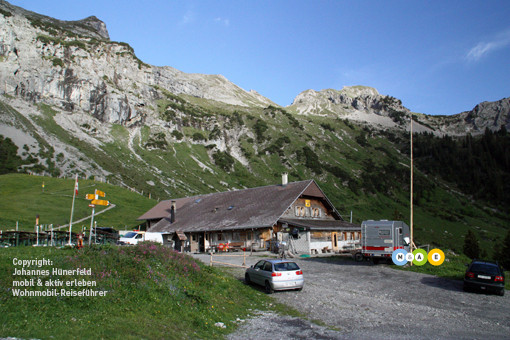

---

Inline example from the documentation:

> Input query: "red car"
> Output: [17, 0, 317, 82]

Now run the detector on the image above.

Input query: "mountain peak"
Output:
[0, 0, 109, 40]
[339, 85, 379, 98]
[75, 15, 110, 40]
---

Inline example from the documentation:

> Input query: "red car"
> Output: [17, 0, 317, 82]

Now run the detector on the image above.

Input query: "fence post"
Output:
[210, 252, 213, 267]
[243, 251, 246, 267]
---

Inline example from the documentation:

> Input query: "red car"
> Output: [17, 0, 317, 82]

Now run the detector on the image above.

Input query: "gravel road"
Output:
[192, 253, 510, 339]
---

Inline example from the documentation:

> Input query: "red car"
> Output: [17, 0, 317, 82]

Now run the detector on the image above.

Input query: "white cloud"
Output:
[180, 10, 195, 25]
[466, 29, 510, 62]
[214, 17, 230, 27]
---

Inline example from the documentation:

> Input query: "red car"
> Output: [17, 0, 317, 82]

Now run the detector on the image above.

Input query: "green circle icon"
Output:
[412, 249, 428, 266]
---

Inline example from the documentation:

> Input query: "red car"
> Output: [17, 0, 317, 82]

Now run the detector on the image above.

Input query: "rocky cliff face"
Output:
[288, 86, 510, 136]
[287, 86, 427, 131]
[430, 97, 510, 135]
[0, 1, 274, 128]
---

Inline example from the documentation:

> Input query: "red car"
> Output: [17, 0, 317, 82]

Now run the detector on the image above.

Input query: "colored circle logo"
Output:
[412, 249, 428, 266]
[428, 248, 445, 266]
[392, 249, 408, 266]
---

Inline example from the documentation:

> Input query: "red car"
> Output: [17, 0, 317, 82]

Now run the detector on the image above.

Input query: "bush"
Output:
[212, 151, 235, 172]
[171, 130, 183, 140]
[0, 135, 22, 174]
[52, 58, 64, 67]
[253, 119, 268, 142]
[192, 132, 207, 142]
[463, 230, 480, 259]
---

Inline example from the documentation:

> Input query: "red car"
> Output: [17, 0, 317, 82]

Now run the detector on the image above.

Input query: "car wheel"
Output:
[354, 253, 364, 262]
[265, 281, 274, 294]
[498, 289, 505, 296]
[245, 273, 251, 285]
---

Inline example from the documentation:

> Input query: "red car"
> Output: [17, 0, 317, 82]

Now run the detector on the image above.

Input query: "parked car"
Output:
[463, 259, 505, 296]
[118, 231, 145, 245]
[245, 259, 304, 294]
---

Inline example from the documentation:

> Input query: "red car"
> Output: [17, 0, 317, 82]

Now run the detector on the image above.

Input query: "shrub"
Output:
[320, 123, 335, 132]
[463, 230, 480, 259]
[212, 151, 235, 172]
[52, 58, 64, 67]
[253, 119, 268, 142]
[171, 130, 183, 140]
[192, 132, 207, 142]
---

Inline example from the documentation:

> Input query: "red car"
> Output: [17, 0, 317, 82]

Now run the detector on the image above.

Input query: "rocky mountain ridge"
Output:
[0, 0, 509, 193]
[1, 0, 508, 135]
[0, 0, 274, 129]
[288, 86, 510, 136]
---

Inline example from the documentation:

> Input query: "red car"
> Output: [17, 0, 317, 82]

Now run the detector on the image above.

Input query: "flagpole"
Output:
[410, 116, 414, 258]
[68, 174, 78, 245]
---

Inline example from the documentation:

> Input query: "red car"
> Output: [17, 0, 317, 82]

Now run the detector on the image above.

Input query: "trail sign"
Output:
[91, 199, 109, 206]
[96, 190, 106, 197]
[86, 194, 96, 200]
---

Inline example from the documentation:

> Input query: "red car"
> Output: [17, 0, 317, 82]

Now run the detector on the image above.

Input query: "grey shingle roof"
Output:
[141, 180, 344, 233]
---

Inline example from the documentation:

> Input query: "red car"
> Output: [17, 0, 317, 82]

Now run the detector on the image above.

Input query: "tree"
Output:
[494, 230, 510, 270]
[0, 135, 22, 174]
[463, 230, 480, 259]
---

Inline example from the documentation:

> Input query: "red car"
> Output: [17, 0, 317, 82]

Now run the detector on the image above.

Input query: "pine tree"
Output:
[494, 230, 510, 270]
[463, 230, 480, 259]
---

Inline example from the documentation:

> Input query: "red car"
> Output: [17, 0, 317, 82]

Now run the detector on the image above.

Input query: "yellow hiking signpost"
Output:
[85, 189, 109, 245]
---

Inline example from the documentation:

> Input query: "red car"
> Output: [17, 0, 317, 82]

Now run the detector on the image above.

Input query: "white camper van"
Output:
[355, 220, 410, 263]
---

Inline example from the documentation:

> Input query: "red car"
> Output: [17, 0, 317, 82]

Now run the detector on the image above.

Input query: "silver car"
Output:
[245, 259, 304, 294]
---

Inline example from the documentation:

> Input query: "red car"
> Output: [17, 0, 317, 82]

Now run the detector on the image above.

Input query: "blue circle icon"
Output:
[392, 249, 408, 266]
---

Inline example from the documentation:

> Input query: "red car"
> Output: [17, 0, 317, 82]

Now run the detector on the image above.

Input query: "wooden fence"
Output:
[209, 252, 248, 268]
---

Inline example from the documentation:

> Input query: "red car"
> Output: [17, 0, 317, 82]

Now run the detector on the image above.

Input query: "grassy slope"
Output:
[0, 244, 271, 339]
[0, 173, 156, 230]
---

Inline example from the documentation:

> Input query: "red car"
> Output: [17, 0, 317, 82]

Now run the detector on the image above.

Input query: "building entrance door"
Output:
[332, 232, 339, 251]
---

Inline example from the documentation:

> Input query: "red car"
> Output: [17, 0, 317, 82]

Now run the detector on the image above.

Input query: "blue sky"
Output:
[10, 0, 510, 115]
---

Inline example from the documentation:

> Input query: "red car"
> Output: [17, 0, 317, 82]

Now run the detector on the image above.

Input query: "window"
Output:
[379, 230, 390, 236]
[254, 261, 265, 270]
[274, 262, 300, 271]
[295, 206, 306, 217]
[263, 262, 273, 272]
[311, 208, 321, 217]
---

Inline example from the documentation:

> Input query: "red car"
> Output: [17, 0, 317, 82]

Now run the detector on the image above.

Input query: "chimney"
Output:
[170, 201, 176, 223]
[282, 172, 288, 187]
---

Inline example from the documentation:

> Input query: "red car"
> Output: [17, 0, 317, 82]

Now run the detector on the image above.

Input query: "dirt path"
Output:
[193, 254, 510, 339]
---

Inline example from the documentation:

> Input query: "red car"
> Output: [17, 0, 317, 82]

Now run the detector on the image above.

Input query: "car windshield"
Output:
[274, 262, 300, 271]
[123, 232, 137, 238]
[471, 263, 500, 275]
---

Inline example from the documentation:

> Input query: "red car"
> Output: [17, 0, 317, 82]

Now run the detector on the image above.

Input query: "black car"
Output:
[463, 260, 505, 296]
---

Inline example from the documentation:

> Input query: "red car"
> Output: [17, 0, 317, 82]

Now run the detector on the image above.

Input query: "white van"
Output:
[119, 231, 145, 245]
[145, 232, 165, 244]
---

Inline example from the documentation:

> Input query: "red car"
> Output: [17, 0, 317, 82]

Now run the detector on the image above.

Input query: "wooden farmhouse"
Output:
[138, 175, 360, 255]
